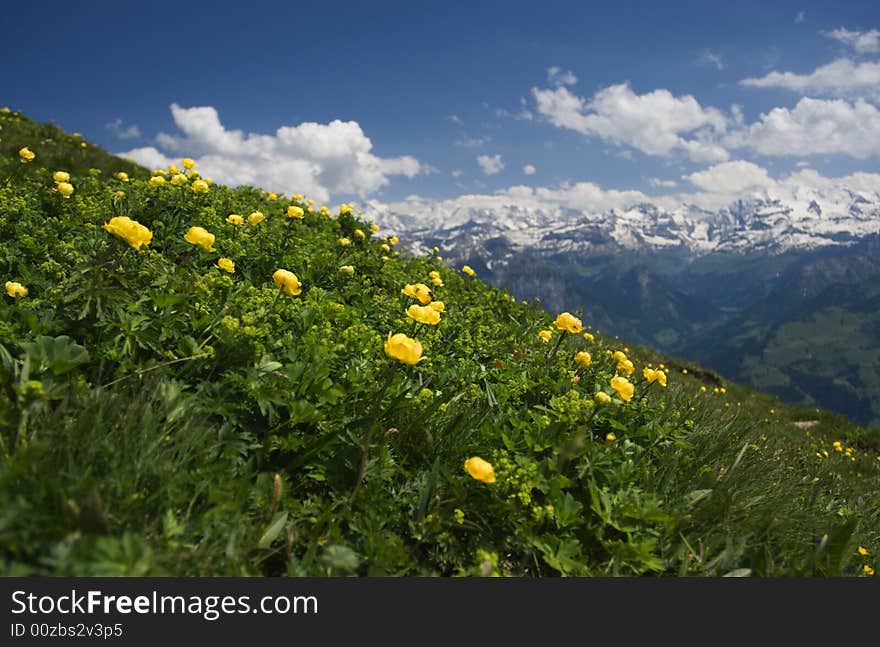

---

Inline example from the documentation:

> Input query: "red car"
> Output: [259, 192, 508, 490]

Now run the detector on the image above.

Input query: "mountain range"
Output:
[370, 186, 880, 428]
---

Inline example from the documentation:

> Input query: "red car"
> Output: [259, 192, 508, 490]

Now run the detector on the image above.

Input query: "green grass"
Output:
[1, 109, 878, 577]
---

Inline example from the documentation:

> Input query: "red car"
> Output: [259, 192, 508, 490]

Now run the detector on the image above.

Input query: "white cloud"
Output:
[740, 58, 880, 100]
[105, 118, 141, 140]
[795, 11, 805, 24]
[725, 97, 880, 158]
[448, 114, 464, 125]
[119, 103, 421, 202]
[451, 169, 464, 178]
[823, 28, 880, 54]
[477, 154, 505, 175]
[532, 83, 729, 162]
[455, 136, 491, 148]
[546, 66, 578, 86]
[523, 164, 537, 176]
[684, 160, 773, 193]
[698, 50, 726, 71]
[648, 178, 678, 188]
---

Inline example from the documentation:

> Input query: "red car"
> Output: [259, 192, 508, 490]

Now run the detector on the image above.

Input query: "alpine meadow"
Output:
[2, 109, 879, 578]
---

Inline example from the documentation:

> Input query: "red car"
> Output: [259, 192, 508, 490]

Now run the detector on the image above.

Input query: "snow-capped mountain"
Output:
[366, 187, 880, 261]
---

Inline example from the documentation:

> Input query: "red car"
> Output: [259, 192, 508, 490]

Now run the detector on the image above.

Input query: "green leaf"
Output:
[258, 511, 289, 549]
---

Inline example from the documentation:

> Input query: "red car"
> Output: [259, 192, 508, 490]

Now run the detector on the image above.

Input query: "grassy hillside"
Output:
[1, 109, 878, 577]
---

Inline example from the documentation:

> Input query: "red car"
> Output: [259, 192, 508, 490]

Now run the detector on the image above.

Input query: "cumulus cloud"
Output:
[823, 27, 880, 53]
[532, 83, 729, 162]
[119, 103, 421, 202]
[684, 160, 773, 193]
[724, 97, 880, 158]
[105, 118, 141, 140]
[546, 66, 578, 86]
[477, 154, 505, 175]
[522, 164, 537, 176]
[740, 58, 880, 100]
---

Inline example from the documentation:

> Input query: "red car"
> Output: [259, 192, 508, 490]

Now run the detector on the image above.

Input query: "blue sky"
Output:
[3, 0, 879, 210]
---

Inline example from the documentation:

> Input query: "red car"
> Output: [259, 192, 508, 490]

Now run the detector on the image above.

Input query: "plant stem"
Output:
[348, 363, 400, 505]
[546, 331, 565, 366]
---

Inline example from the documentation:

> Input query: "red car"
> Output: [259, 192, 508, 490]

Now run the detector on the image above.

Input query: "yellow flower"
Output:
[339, 265, 355, 276]
[170, 173, 188, 186]
[682, 368, 688, 374]
[5, 281, 28, 298]
[720, 387, 727, 394]
[538, 329, 552, 343]
[384, 332, 425, 365]
[19, 147, 35, 163]
[227, 214, 244, 225]
[80, 142, 87, 148]
[191, 179, 209, 193]
[700, 386, 707, 393]
[575, 351, 592, 367]
[272, 269, 302, 296]
[858, 546, 869, 556]
[338, 237, 352, 247]
[293, 194, 303, 201]
[248, 211, 265, 226]
[339, 203, 353, 214]
[610, 376, 634, 402]
[116, 172, 129, 182]
[217, 258, 235, 273]
[595, 391, 611, 405]
[429, 301, 445, 312]
[53, 170, 70, 183]
[865, 565, 875, 576]
[307, 198, 314, 205]
[181, 158, 196, 170]
[371, 224, 380, 233]
[56, 182, 74, 197]
[102, 216, 152, 250]
[354, 228, 365, 239]
[381, 243, 391, 253]
[656, 370, 667, 387]
[287, 205, 304, 219]
[149, 175, 166, 187]
[464, 456, 496, 484]
[462, 265, 476, 277]
[555, 312, 583, 334]
[617, 359, 635, 376]
[432, 276, 444, 287]
[612, 350, 627, 363]
[184, 226, 216, 252]
[583, 332, 595, 343]
[389, 236, 399, 246]
[402, 283, 433, 305]
[605, 432, 616, 444]
[268, 192, 278, 201]
[168, 165, 180, 174]
[407, 304, 441, 325]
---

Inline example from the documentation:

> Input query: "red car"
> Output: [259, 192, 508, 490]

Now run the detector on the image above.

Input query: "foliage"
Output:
[1, 109, 878, 577]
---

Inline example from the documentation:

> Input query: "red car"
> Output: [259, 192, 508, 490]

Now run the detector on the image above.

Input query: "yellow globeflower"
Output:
[53, 170, 70, 183]
[461, 265, 476, 277]
[116, 172, 129, 182]
[682, 368, 688, 375]
[168, 165, 180, 174]
[5, 281, 28, 298]
[610, 376, 634, 402]
[388, 235, 399, 246]
[184, 226, 216, 252]
[406, 304, 441, 325]
[103, 216, 152, 250]
[56, 182, 74, 197]
[217, 258, 235, 273]
[287, 205, 304, 219]
[272, 269, 302, 296]
[170, 173, 188, 186]
[612, 350, 627, 363]
[19, 147, 35, 163]
[380, 243, 391, 253]
[339, 203, 353, 214]
[338, 237, 351, 247]
[858, 546, 870, 556]
[339, 265, 355, 276]
[293, 194, 303, 201]
[538, 329, 552, 343]
[617, 359, 634, 376]
[191, 179, 209, 193]
[354, 228, 365, 239]
[149, 175, 166, 187]
[181, 158, 195, 170]
[583, 332, 595, 343]
[605, 432, 616, 444]
[371, 223, 380, 234]
[402, 283, 433, 305]
[865, 565, 875, 576]
[464, 456, 496, 484]
[428, 301, 445, 312]
[555, 312, 583, 334]
[575, 351, 592, 367]
[248, 211, 265, 226]
[227, 214, 244, 225]
[384, 332, 425, 365]
[595, 391, 612, 405]
[268, 192, 278, 201]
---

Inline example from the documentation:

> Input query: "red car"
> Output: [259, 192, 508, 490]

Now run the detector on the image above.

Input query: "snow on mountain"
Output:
[365, 186, 880, 260]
